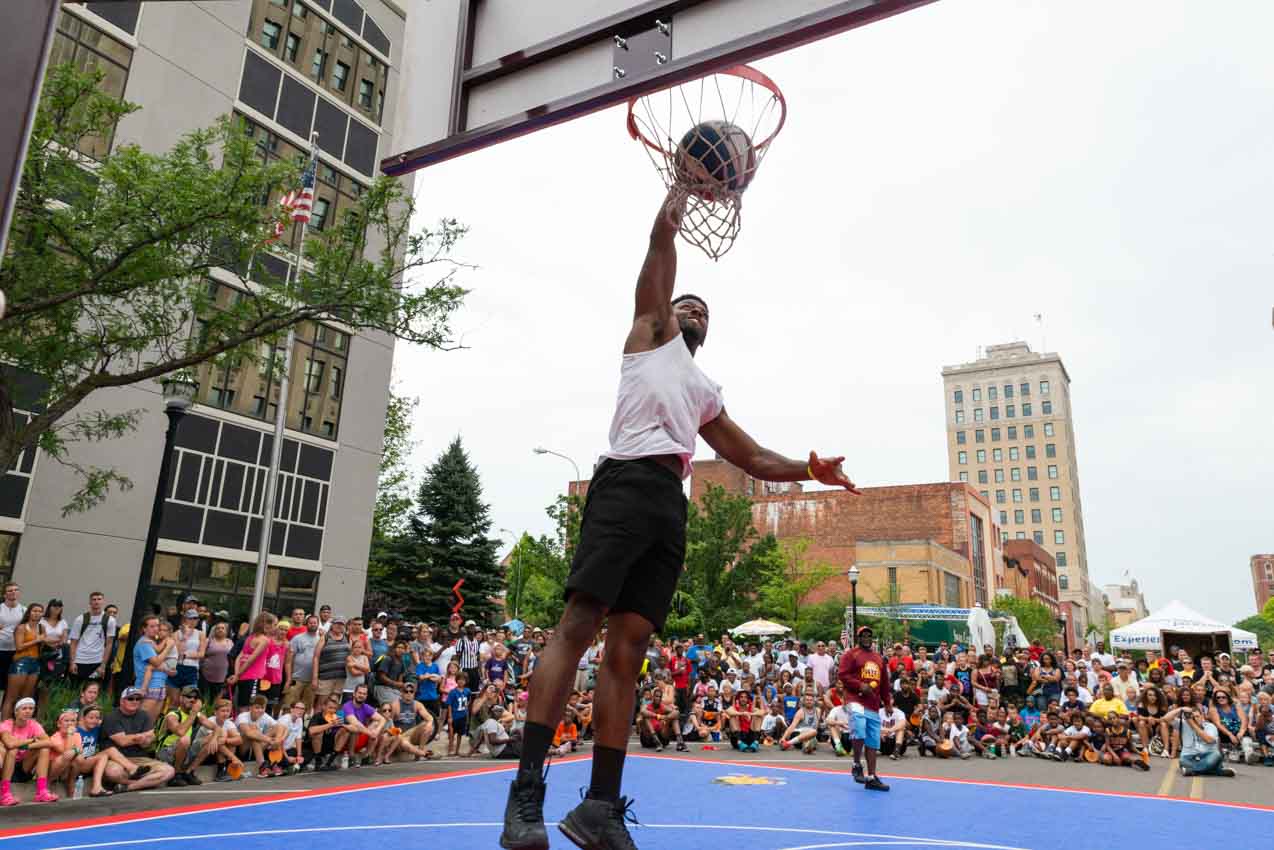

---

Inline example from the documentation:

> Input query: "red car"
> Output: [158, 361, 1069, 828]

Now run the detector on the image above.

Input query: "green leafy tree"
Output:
[757, 538, 839, 633]
[1235, 615, 1274, 651]
[1262, 597, 1274, 626]
[0, 63, 467, 513]
[797, 596, 854, 643]
[371, 438, 501, 622]
[363, 385, 419, 616]
[991, 595, 1059, 645]
[503, 493, 582, 629]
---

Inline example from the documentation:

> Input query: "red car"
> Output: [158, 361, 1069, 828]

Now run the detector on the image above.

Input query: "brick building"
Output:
[1003, 539, 1060, 616]
[691, 458, 1004, 607]
[1250, 554, 1274, 612]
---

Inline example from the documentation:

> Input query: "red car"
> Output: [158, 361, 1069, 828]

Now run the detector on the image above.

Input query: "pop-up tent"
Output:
[731, 619, 792, 637]
[1110, 600, 1258, 654]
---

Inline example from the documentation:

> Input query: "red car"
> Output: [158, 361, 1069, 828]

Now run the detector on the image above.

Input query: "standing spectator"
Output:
[2, 604, 44, 721]
[200, 621, 233, 699]
[316, 605, 333, 635]
[131, 615, 170, 721]
[0, 697, 58, 805]
[39, 599, 70, 683]
[0, 582, 23, 713]
[311, 617, 350, 707]
[368, 621, 389, 660]
[972, 654, 1000, 709]
[445, 675, 473, 757]
[173, 610, 206, 697]
[68, 592, 116, 689]
[343, 641, 371, 703]
[236, 695, 286, 777]
[457, 620, 482, 691]
[262, 621, 288, 713]
[285, 610, 307, 641]
[807, 641, 836, 691]
[284, 614, 320, 712]
[227, 612, 273, 711]
[156, 620, 181, 711]
[416, 647, 442, 726]
[99, 687, 175, 790]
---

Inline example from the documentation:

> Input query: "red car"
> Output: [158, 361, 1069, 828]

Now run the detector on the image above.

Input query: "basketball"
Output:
[674, 121, 757, 197]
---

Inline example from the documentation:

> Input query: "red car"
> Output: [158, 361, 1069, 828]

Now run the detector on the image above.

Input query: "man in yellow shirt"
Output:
[1087, 683, 1130, 721]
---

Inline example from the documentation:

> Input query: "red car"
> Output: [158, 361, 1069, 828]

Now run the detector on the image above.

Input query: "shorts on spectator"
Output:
[284, 680, 316, 708]
[142, 685, 166, 702]
[156, 742, 181, 765]
[314, 678, 342, 699]
[452, 716, 469, 736]
[851, 706, 881, 750]
[9, 656, 40, 676]
[235, 678, 261, 707]
[374, 686, 401, 706]
[172, 665, 199, 689]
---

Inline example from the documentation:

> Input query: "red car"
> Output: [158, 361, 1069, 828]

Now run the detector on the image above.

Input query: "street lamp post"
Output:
[125, 375, 198, 671]
[848, 564, 860, 638]
[532, 446, 581, 485]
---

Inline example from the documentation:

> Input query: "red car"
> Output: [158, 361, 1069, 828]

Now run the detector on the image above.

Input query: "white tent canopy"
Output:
[731, 619, 792, 637]
[1110, 600, 1258, 651]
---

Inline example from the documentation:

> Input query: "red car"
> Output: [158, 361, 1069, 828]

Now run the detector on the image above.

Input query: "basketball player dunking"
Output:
[500, 190, 861, 850]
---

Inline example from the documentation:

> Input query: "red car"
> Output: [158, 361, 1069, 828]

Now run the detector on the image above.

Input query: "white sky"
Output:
[396, 0, 1274, 625]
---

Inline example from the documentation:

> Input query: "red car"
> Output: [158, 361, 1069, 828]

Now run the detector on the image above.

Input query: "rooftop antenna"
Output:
[1034, 313, 1045, 353]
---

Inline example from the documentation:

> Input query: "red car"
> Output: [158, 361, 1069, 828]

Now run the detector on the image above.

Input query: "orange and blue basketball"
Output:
[674, 121, 756, 197]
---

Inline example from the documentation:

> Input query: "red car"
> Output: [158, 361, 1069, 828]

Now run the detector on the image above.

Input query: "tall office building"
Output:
[1252, 554, 1274, 612]
[941, 342, 1095, 640]
[0, 0, 408, 620]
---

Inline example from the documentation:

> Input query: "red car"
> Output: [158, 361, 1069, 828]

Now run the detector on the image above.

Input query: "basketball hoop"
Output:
[628, 65, 787, 260]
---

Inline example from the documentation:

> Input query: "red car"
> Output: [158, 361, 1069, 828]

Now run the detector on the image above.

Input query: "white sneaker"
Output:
[340, 755, 349, 770]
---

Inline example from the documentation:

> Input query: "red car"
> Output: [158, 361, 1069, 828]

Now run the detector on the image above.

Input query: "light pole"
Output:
[532, 446, 581, 485]
[848, 564, 860, 638]
[126, 374, 198, 670]
[499, 527, 522, 619]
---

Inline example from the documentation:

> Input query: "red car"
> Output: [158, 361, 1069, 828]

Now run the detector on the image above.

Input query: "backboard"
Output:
[383, 0, 938, 178]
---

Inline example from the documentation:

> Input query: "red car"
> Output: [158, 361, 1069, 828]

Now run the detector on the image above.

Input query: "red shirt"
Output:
[670, 656, 691, 689]
[733, 697, 753, 732]
[838, 648, 892, 712]
[286, 626, 306, 641]
[888, 656, 915, 675]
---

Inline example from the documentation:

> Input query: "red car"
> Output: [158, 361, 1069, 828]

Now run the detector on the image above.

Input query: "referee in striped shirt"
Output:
[457, 619, 482, 690]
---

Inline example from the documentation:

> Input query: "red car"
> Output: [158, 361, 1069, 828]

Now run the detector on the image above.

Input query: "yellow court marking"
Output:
[1156, 762, 1178, 797]
[1189, 776, 1204, 800]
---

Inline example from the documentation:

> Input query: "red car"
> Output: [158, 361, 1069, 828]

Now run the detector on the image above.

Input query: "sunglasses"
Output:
[122, 696, 142, 702]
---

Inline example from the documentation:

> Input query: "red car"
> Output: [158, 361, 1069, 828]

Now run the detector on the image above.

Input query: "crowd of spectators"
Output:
[1, 577, 1271, 808]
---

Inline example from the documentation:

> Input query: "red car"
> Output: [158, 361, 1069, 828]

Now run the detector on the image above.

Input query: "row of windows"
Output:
[958, 465, 1060, 485]
[953, 400, 1054, 423]
[958, 445, 1057, 464]
[997, 508, 1064, 525]
[953, 380, 1050, 405]
[50, 10, 133, 160]
[955, 422, 1055, 444]
[974, 486, 1063, 503]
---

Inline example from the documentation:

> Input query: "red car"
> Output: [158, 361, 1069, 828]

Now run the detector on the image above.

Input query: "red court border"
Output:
[2, 751, 1269, 841]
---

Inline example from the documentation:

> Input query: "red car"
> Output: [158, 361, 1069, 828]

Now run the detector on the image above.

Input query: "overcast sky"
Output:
[395, 0, 1274, 626]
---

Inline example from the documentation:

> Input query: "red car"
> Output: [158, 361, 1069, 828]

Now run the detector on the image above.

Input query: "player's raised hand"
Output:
[808, 451, 861, 494]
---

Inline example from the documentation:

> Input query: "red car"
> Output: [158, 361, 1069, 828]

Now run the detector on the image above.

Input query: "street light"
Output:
[847, 564, 860, 638]
[125, 374, 198, 672]
[532, 446, 581, 485]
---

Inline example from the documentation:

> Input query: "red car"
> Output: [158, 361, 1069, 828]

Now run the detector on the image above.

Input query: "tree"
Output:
[0, 64, 467, 513]
[371, 387, 419, 542]
[371, 438, 502, 622]
[507, 493, 583, 629]
[1235, 615, 1274, 651]
[757, 538, 839, 634]
[1262, 597, 1274, 626]
[991, 595, 1058, 645]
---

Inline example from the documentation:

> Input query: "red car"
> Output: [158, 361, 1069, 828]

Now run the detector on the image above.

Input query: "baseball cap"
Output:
[183, 595, 199, 603]
[331, 616, 347, 624]
[464, 619, 476, 627]
[181, 685, 200, 697]
[184, 609, 199, 619]
[376, 611, 388, 620]
[856, 625, 874, 637]
[121, 687, 144, 700]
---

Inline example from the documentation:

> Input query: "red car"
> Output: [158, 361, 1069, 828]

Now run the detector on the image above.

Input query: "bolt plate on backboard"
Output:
[613, 19, 673, 80]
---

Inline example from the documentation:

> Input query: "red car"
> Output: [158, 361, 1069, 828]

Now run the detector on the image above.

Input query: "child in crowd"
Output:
[445, 679, 472, 758]
[1024, 710, 1064, 759]
[552, 708, 579, 756]
[947, 711, 973, 759]
[1058, 710, 1091, 761]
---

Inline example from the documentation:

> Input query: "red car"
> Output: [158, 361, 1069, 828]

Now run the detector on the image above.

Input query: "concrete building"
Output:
[691, 460, 1003, 608]
[941, 342, 1094, 643]
[1003, 540, 1060, 616]
[0, 0, 409, 622]
[1102, 579, 1150, 628]
[1250, 555, 1274, 612]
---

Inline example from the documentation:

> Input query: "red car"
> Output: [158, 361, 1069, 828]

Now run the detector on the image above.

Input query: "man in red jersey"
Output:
[838, 625, 891, 791]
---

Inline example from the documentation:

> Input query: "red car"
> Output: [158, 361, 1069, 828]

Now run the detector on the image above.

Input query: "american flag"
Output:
[290, 158, 317, 224]
[266, 190, 297, 243]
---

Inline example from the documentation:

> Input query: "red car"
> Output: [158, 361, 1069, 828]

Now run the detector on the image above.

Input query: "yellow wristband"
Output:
[806, 464, 814, 481]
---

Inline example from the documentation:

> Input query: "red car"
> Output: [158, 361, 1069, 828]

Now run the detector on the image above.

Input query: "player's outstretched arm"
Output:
[625, 189, 687, 354]
[700, 409, 862, 493]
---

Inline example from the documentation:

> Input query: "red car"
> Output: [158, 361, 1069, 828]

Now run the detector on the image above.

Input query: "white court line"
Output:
[35, 822, 1028, 850]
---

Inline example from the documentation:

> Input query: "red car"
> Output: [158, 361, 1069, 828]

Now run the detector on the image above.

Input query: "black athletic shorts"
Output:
[564, 457, 687, 630]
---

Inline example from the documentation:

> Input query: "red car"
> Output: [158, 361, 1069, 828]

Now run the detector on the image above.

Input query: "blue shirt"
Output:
[782, 695, 801, 723]
[77, 726, 99, 757]
[416, 662, 440, 701]
[370, 638, 389, 661]
[446, 687, 471, 719]
[133, 640, 165, 690]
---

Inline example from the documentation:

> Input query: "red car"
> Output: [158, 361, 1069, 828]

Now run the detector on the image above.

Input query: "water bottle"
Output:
[73, 776, 85, 800]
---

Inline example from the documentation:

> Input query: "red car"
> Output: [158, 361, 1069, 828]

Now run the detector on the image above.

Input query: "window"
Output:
[976, 450, 986, 463]
[311, 48, 327, 80]
[972, 388, 982, 402]
[1005, 404, 1015, 418]
[1058, 573, 1069, 590]
[1029, 487, 1039, 502]
[994, 469, 1004, 483]
[944, 572, 962, 607]
[262, 20, 283, 49]
[1015, 531, 1026, 540]
[990, 406, 999, 420]
[992, 448, 1003, 462]
[980, 490, 989, 500]
[322, 420, 336, 438]
[1012, 489, 1022, 503]
[294, 2, 307, 15]
[1047, 465, 1058, 479]
[1008, 447, 1019, 461]
[333, 60, 350, 91]
[358, 78, 374, 108]
[285, 33, 301, 62]
[1051, 508, 1063, 523]
[974, 408, 984, 422]
[1054, 530, 1065, 545]
[311, 197, 330, 230]
[270, 0, 288, 6]
[1004, 384, 1014, 399]
[1050, 486, 1061, 501]
[1001, 531, 1009, 544]
[991, 428, 1001, 442]
[956, 431, 966, 445]
[958, 451, 968, 465]
[1023, 424, 1035, 438]
[1042, 400, 1053, 415]
[1027, 466, 1038, 480]
[999, 511, 1008, 525]
[1057, 552, 1068, 567]
[1014, 510, 1024, 525]
[954, 409, 964, 424]
[1033, 531, 1043, 545]
[977, 470, 988, 484]
[1020, 382, 1030, 397]
[304, 358, 326, 393]
[1044, 422, 1055, 437]
[975, 429, 985, 443]
[1007, 426, 1017, 440]
[988, 386, 997, 401]
[995, 490, 1006, 504]
[1025, 445, 1036, 459]
[147, 554, 318, 628]
[1021, 402, 1032, 416]
[953, 390, 963, 404]
[1045, 443, 1056, 458]
[958, 471, 968, 482]
[1040, 380, 1050, 395]
[330, 365, 343, 399]
[1031, 508, 1041, 523]
[1010, 468, 1021, 481]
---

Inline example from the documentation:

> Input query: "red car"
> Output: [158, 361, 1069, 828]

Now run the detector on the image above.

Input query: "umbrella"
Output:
[731, 619, 792, 637]
[966, 606, 996, 652]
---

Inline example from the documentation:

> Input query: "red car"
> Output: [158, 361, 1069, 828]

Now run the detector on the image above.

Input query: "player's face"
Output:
[674, 298, 709, 348]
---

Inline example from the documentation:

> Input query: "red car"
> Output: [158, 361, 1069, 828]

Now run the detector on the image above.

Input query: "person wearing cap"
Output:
[456, 620, 482, 692]
[1111, 660, 1139, 707]
[317, 605, 333, 635]
[157, 687, 217, 786]
[311, 617, 350, 708]
[99, 688, 175, 791]
[0, 696, 58, 804]
[173, 609, 207, 696]
[391, 681, 436, 761]
[838, 625, 892, 791]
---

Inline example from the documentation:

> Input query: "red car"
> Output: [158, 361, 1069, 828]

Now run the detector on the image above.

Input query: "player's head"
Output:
[672, 294, 709, 351]
[856, 625, 873, 649]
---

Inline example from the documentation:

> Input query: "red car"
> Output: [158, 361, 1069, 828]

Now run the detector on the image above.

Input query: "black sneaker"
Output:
[864, 776, 890, 792]
[214, 763, 229, 783]
[499, 768, 549, 850]
[1218, 767, 1237, 778]
[183, 771, 203, 786]
[852, 763, 866, 784]
[167, 774, 188, 788]
[559, 795, 640, 850]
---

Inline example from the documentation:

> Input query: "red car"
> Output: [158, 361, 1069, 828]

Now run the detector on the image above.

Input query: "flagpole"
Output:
[250, 131, 318, 620]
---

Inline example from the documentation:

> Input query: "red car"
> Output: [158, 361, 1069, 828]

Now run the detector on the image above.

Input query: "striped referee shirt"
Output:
[457, 636, 481, 670]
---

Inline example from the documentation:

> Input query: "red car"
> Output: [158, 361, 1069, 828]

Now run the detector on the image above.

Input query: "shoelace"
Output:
[607, 796, 641, 847]
[514, 761, 551, 821]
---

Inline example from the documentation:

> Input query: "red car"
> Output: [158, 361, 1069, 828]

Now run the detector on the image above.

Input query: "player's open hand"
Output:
[808, 451, 861, 494]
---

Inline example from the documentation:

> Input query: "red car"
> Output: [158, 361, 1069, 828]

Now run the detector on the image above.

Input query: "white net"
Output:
[628, 66, 786, 261]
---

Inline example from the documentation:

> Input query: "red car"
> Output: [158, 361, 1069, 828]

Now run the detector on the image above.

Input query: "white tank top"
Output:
[603, 334, 724, 478]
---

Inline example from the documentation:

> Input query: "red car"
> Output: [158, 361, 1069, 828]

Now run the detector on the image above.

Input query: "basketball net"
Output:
[628, 66, 786, 260]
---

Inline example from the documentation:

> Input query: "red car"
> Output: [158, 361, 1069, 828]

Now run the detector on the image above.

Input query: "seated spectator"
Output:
[1164, 690, 1235, 777]
[879, 701, 908, 760]
[0, 697, 58, 805]
[393, 683, 436, 760]
[157, 687, 218, 786]
[1208, 689, 1252, 763]
[1057, 709, 1091, 761]
[478, 704, 521, 759]
[48, 706, 141, 798]
[338, 683, 384, 767]
[1102, 713, 1150, 771]
[99, 687, 175, 791]
[278, 700, 308, 773]
[236, 695, 287, 777]
[1088, 683, 1130, 722]
[760, 700, 788, 744]
[370, 703, 406, 765]
[725, 690, 763, 753]
[307, 695, 343, 771]
[946, 711, 973, 759]
[552, 708, 580, 756]
[207, 699, 243, 781]
[779, 694, 820, 754]
[67, 681, 101, 715]
[826, 700, 850, 756]
[1023, 709, 1065, 759]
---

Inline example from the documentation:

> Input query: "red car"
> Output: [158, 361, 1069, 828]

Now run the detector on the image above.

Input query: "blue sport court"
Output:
[1, 755, 1269, 850]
